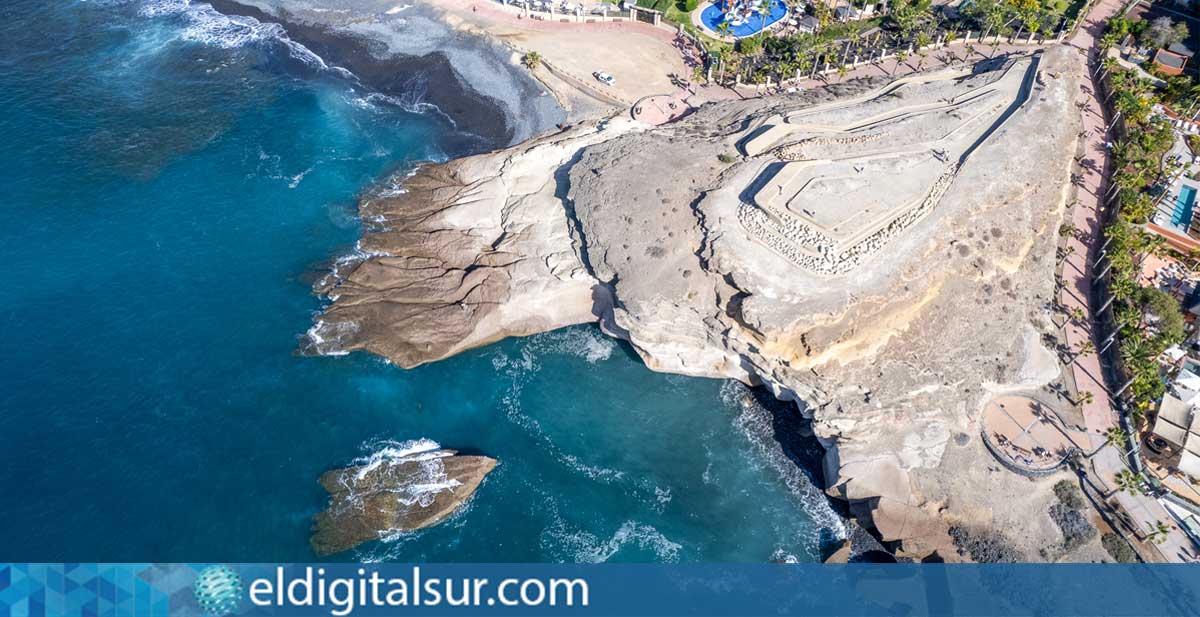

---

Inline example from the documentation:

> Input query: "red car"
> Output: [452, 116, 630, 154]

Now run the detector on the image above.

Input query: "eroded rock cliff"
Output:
[308, 47, 1083, 557]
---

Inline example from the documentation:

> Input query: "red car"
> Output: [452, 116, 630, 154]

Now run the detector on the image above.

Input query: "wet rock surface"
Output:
[311, 448, 497, 556]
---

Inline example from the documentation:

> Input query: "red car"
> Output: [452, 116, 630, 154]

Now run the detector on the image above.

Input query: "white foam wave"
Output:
[549, 520, 683, 563]
[719, 381, 847, 544]
[312, 241, 391, 298]
[365, 165, 422, 201]
[350, 91, 439, 116]
[135, 0, 347, 75]
[770, 548, 800, 564]
[287, 166, 313, 189]
[490, 328, 644, 496]
[560, 454, 625, 482]
[351, 437, 447, 480]
[137, 0, 187, 16]
[524, 328, 616, 364]
[303, 319, 359, 356]
[340, 438, 462, 510]
[148, 0, 286, 49]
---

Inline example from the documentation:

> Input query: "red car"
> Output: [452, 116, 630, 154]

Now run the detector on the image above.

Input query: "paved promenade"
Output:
[1060, 0, 1197, 562]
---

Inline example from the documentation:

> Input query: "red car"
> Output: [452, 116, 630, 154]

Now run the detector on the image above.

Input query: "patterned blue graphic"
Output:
[192, 567, 241, 616]
[0, 564, 214, 617]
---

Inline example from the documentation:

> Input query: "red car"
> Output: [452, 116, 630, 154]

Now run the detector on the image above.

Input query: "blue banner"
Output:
[3, 563, 1200, 616]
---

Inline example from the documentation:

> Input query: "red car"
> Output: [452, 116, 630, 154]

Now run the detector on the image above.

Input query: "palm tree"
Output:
[795, 55, 813, 82]
[1058, 243, 1075, 267]
[894, 49, 909, 75]
[1110, 275, 1137, 301]
[522, 51, 543, 70]
[1104, 426, 1130, 450]
[1097, 56, 1118, 82]
[1147, 519, 1172, 545]
[913, 31, 932, 71]
[1099, 31, 1120, 52]
[981, 4, 1012, 57]
[1078, 390, 1096, 407]
[1072, 340, 1095, 365]
[1115, 469, 1146, 496]
[1120, 334, 1155, 367]
[942, 30, 959, 63]
[1012, 9, 1041, 43]
[751, 70, 768, 93]
[837, 63, 850, 81]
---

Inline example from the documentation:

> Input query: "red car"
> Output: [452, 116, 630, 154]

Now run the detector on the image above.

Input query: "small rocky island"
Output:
[311, 446, 497, 556]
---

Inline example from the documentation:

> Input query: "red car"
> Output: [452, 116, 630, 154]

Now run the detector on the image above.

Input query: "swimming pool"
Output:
[1172, 184, 1198, 228]
[700, 0, 788, 38]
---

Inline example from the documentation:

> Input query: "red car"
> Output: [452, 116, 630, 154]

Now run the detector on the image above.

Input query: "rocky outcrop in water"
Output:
[310, 447, 497, 556]
[309, 47, 1084, 559]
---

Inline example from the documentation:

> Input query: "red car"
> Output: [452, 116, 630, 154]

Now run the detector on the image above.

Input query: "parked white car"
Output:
[593, 71, 616, 86]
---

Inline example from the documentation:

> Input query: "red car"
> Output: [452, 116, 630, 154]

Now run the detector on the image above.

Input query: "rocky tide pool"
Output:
[0, 0, 843, 562]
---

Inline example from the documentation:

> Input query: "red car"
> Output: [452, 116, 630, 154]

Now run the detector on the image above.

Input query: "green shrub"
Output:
[948, 526, 1024, 562]
[1101, 532, 1138, 563]
[717, 153, 736, 164]
[1049, 504, 1097, 552]
[738, 36, 763, 56]
[684, 0, 699, 11]
[1135, 286, 1186, 345]
[1053, 479, 1086, 511]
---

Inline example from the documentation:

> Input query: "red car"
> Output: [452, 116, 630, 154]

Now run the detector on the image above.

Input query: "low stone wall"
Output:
[980, 429, 1077, 477]
[737, 164, 959, 276]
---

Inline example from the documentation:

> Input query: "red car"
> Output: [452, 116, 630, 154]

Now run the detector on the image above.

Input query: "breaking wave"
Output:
[302, 319, 359, 356]
[350, 437, 450, 481]
[348, 83, 442, 118]
[720, 381, 847, 547]
[525, 327, 616, 365]
[347, 439, 480, 563]
[336, 437, 462, 510]
[491, 328, 630, 488]
[133, 0, 353, 78]
[546, 518, 683, 563]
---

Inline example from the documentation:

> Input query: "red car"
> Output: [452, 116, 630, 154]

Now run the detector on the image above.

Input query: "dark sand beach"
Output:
[208, 0, 564, 149]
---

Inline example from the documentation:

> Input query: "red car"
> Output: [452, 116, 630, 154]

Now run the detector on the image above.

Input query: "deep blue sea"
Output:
[0, 0, 843, 562]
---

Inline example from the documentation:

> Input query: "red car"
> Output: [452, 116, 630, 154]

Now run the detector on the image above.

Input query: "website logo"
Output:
[194, 564, 243, 616]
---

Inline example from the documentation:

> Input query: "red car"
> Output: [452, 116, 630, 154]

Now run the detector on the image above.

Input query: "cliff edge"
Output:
[308, 47, 1084, 558]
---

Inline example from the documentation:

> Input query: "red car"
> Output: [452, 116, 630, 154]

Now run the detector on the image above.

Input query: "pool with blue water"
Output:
[1172, 184, 1198, 228]
[700, 0, 788, 38]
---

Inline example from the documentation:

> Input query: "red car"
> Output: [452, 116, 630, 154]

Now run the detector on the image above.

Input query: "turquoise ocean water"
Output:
[0, 0, 844, 562]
